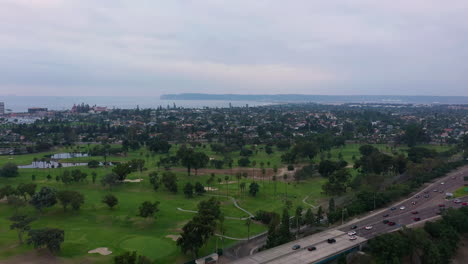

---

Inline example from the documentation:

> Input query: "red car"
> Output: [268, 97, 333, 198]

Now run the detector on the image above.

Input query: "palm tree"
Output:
[283, 174, 288, 198]
[236, 173, 241, 196]
[251, 161, 257, 181]
[245, 218, 252, 241]
[224, 176, 230, 196]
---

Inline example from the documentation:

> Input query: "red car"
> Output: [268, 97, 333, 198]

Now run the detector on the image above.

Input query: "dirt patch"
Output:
[204, 187, 218, 191]
[165, 235, 181, 241]
[123, 178, 143, 183]
[88, 247, 112, 256]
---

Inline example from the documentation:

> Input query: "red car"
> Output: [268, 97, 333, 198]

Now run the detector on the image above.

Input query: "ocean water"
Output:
[0, 96, 269, 113]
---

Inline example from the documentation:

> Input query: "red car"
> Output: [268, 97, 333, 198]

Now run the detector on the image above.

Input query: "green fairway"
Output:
[0, 142, 455, 263]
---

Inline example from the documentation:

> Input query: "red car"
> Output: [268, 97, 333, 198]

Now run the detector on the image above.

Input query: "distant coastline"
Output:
[161, 93, 468, 105]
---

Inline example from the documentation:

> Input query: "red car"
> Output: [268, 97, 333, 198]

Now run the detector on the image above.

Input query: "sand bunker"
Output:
[123, 178, 143, 183]
[165, 235, 181, 241]
[88, 247, 112, 255]
[219, 181, 236, 185]
[204, 187, 218, 191]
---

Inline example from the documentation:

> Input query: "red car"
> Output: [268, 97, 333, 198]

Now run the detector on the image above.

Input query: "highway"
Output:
[229, 166, 468, 264]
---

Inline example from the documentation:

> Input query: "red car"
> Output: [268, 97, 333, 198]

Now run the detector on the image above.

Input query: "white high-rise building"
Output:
[0, 102, 4, 115]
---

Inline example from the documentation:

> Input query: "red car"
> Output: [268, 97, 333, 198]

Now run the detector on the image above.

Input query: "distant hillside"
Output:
[160, 93, 468, 104]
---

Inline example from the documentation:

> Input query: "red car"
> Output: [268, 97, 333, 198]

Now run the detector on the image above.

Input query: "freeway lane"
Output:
[230, 166, 468, 264]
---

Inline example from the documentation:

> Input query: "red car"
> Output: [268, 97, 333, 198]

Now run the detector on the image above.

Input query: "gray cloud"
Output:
[0, 0, 467, 96]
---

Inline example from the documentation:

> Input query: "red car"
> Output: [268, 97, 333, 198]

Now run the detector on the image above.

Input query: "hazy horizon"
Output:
[1, 0, 467, 96]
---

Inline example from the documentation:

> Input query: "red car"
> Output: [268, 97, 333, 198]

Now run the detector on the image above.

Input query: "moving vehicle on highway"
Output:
[350, 225, 358, 229]
[349, 236, 357, 240]
[383, 214, 389, 217]
[413, 217, 421, 221]
[327, 238, 336, 244]
[307, 246, 316, 251]
[411, 211, 418, 214]
[388, 221, 396, 226]
[348, 231, 356, 236]
[364, 226, 373, 230]
[454, 199, 461, 204]
[383, 220, 389, 224]
[292, 245, 301, 250]
[400, 206, 405, 210]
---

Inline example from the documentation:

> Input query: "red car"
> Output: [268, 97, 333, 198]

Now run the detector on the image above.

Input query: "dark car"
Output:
[292, 245, 301, 250]
[390, 207, 397, 211]
[383, 214, 389, 217]
[388, 221, 396, 226]
[327, 238, 336, 244]
[383, 220, 389, 224]
[351, 225, 358, 229]
[413, 217, 421, 221]
[438, 204, 445, 207]
[411, 211, 418, 214]
[307, 246, 317, 251]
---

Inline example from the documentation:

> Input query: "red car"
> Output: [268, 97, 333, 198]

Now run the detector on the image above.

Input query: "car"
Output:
[441, 182, 445, 185]
[351, 225, 358, 229]
[365, 226, 373, 230]
[292, 245, 301, 250]
[433, 189, 438, 192]
[412, 201, 417, 205]
[327, 238, 336, 244]
[349, 236, 357, 240]
[462, 202, 468, 206]
[436, 211, 442, 215]
[388, 221, 396, 226]
[412, 211, 418, 214]
[415, 195, 420, 198]
[439, 204, 445, 207]
[439, 190, 443, 193]
[390, 207, 397, 211]
[383, 220, 389, 224]
[383, 214, 389, 217]
[348, 231, 356, 236]
[400, 206, 406, 210]
[307, 246, 316, 251]
[424, 194, 430, 198]
[413, 217, 421, 221]
[454, 199, 462, 204]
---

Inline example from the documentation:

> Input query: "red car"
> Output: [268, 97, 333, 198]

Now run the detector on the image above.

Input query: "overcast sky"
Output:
[1, 0, 467, 96]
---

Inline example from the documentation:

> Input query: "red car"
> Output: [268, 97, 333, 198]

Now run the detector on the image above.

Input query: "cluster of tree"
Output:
[162, 172, 178, 193]
[183, 182, 206, 198]
[57, 190, 84, 211]
[318, 160, 347, 177]
[176, 146, 209, 175]
[398, 123, 430, 147]
[138, 201, 160, 218]
[354, 145, 405, 175]
[177, 198, 221, 258]
[0, 162, 19, 178]
[60, 169, 88, 184]
[0, 183, 36, 200]
[368, 207, 468, 264]
[146, 137, 171, 154]
[322, 169, 352, 195]
[9, 213, 65, 254]
[265, 209, 292, 248]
